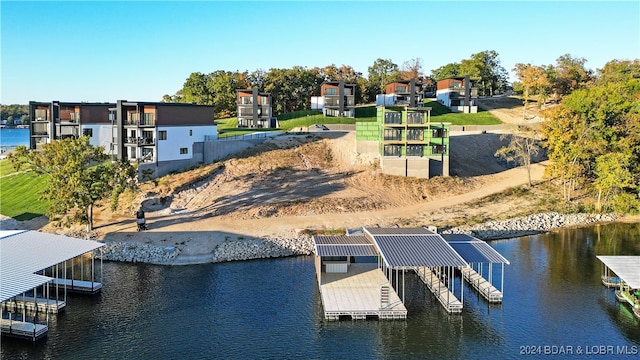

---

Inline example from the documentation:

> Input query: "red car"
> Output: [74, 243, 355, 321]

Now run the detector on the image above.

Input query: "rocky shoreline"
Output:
[441, 212, 619, 240]
[96, 212, 619, 266]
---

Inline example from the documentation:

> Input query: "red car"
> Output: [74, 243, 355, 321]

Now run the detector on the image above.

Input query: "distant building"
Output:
[376, 79, 423, 107]
[311, 80, 356, 118]
[236, 88, 277, 128]
[356, 105, 450, 178]
[436, 76, 478, 113]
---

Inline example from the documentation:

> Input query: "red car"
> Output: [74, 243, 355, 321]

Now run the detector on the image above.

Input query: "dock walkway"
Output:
[415, 267, 462, 313]
[460, 266, 503, 303]
[319, 264, 407, 320]
[50, 278, 102, 294]
[0, 318, 47, 341]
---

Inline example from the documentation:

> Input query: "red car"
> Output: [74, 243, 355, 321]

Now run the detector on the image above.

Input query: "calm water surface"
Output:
[2, 223, 639, 359]
[0, 128, 29, 148]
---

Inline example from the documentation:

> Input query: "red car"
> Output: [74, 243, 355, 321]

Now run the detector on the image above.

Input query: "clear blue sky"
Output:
[2, 1, 639, 104]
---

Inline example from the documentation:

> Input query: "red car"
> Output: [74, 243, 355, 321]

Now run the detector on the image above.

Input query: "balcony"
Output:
[124, 137, 155, 146]
[324, 95, 355, 108]
[406, 113, 424, 125]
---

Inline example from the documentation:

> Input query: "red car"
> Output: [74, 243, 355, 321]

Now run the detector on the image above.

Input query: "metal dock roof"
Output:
[313, 235, 378, 257]
[442, 234, 510, 264]
[313, 235, 371, 245]
[366, 228, 436, 236]
[0, 230, 104, 302]
[368, 233, 468, 268]
[596, 256, 640, 289]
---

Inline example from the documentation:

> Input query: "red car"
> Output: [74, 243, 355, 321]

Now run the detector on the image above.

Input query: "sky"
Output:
[1, 1, 639, 104]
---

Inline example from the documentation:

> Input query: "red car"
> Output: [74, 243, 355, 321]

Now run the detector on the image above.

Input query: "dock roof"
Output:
[596, 256, 640, 289]
[365, 228, 467, 268]
[313, 235, 378, 257]
[442, 234, 510, 264]
[0, 230, 104, 302]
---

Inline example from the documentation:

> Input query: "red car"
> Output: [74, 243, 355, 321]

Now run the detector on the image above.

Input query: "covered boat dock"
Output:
[0, 230, 105, 341]
[313, 227, 509, 320]
[443, 234, 510, 303]
[597, 256, 640, 320]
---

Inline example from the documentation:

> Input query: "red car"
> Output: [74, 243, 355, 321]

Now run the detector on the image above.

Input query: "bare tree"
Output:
[494, 125, 541, 186]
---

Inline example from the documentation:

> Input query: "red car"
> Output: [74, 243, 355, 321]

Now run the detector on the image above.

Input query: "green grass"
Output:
[215, 106, 377, 136]
[0, 171, 48, 220]
[425, 100, 502, 125]
[0, 159, 20, 177]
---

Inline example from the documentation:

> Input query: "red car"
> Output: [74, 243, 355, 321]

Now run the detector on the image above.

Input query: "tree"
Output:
[494, 125, 541, 187]
[367, 58, 400, 95]
[431, 62, 460, 81]
[8, 137, 137, 231]
[513, 63, 551, 119]
[593, 153, 634, 211]
[551, 54, 593, 98]
[400, 58, 424, 80]
[596, 59, 640, 85]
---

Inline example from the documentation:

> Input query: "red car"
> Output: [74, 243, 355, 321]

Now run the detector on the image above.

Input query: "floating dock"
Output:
[597, 256, 640, 320]
[312, 228, 508, 319]
[1, 230, 105, 341]
[319, 264, 407, 320]
[415, 266, 462, 313]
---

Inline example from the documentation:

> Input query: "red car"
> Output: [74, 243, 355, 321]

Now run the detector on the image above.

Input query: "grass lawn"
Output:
[425, 100, 502, 125]
[0, 159, 20, 177]
[0, 170, 48, 220]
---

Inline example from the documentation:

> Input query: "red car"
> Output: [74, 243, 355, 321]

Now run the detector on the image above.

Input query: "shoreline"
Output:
[95, 212, 624, 266]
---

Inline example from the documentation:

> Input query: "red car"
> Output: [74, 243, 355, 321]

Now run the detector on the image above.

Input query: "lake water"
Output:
[0, 128, 29, 149]
[2, 223, 639, 359]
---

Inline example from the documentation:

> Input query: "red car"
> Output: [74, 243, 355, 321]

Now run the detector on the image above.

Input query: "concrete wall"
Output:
[381, 157, 431, 178]
[406, 158, 430, 178]
[203, 138, 268, 163]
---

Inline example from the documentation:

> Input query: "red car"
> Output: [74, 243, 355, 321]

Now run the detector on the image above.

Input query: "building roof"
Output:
[442, 234, 510, 264]
[367, 231, 468, 268]
[315, 244, 379, 257]
[313, 235, 378, 257]
[366, 228, 436, 236]
[596, 256, 640, 289]
[0, 230, 104, 302]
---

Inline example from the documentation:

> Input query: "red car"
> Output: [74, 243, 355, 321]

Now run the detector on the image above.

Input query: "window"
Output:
[180, 148, 188, 154]
[432, 128, 447, 138]
[432, 144, 447, 154]
[159, 131, 167, 140]
[384, 129, 402, 141]
[407, 145, 424, 157]
[143, 113, 155, 125]
[384, 112, 401, 124]
[407, 129, 423, 141]
[325, 88, 337, 95]
[189, 129, 193, 136]
[407, 112, 423, 124]
[383, 145, 401, 157]
[83, 128, 93, 137]
[396, 86, 408, 93]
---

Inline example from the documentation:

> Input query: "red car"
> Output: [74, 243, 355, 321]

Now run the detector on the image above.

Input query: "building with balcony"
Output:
[376, 79, 424, 107]
[436, 76, 478, 113]
[314, 80, 356, 118]
[356, 106, 450, 178]
[28, 101, 115, 151]
[113, 100, 217, 177]
[236, 88, 277, 128]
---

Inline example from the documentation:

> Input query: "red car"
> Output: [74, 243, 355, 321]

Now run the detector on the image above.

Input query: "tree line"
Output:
[162, 50, 512, 118]
[1, 104, 29, 124]
[537, 59, 640, 213]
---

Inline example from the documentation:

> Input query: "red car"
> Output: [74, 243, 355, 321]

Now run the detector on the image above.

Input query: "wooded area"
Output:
[162, 50, 512, 118]
[539, 59, 640, 213]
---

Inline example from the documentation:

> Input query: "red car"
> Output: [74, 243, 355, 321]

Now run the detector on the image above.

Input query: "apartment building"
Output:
[236, 88, 276, 128]
[113, 100, 217, 177]
[436, 75, 478, 113]
[318, 80, 356, 118]
[28, 101, 114, 151]
[356, 106, 450, 178]
[376, 79, 423, 107]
